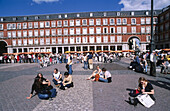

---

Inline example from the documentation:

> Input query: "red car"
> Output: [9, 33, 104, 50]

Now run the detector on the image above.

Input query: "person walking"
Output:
[67, 53, 73, 75]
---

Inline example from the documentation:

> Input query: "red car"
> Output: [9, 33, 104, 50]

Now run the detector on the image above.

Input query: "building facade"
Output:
[0, 10, 161, 54]
[155, 5, 170, 49]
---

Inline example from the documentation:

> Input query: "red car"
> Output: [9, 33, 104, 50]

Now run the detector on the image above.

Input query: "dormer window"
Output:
[65, 14, 67, 18]
[117, 12, 120, 16]
[90, 13, 93, 17]
[77, 14, 80, 17]
[46, 16, 49, 19]
[146, 11, 149, 15]
[58, 15, 62, 18]
[131, 12, 134, 16]
[13, 18, 16, 21]
[35, 16, 39, 20]
[104, 12, 107, 16]
[24, 17, 27, 21]
[0, 18, 3, 22]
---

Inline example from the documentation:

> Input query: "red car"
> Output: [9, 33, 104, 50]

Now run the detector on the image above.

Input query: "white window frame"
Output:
[89, 28, 94, 34]
[103, 36, 108, 43]
[45, 21, 50, 28]
[103, 27, 108, 34]
[83, 28, 87, 34]
[40, 30, 44, 36]
[12, 31, 16, 38]
[58, 38, 62, 44]
[76, 28, 80, 34]
[76, 20, 80, 26]
[51, 29, 56, 36]
[34, 39, 38, 45]
[57, 21, 62, 27]
[117, 36, 122, 43]
[141, 18, 145, 24]
[103, 19, 108, 25]
[96, 19, 101, 25]
[29, 39, 33, 45]
[123, 27, 127, 34]
[18, 40, 22, 46]
[57, 29, 62, 35]
[64, 20, 68, 26]
[40, 22, 44, 28]
[23, 23, 27, 29]
[122, 18, 127, 25]
[52, 38, 56, 44]
[45, 30, 50, 36]
[110, 19, 115, 25]
[28, 30, 33, 37]
[70, 20, 74, 26]
[40, 38, 44, 45]
[46, 38, 50, 45]
[76, 37, 81, 44]
[70, 28, 74, 35]
[70, 37, 75, 44]
[23, 39, 27, 45]
[131, 18, 136, 25]
[12, 40, 16, 46]
[18, 31, 22, 37]
[34, 22, 38, 28]
[89, 37, 94, 43]
[64, 29, 68, 35]
[82, 19, 87, 26]
[17, 23, 21, 29]
[83, 37, 87, 43]
[51, 21, 56, 27]
[131, 27, 136, 33]
[8, 32, 11, 37]
[141, 27, 145, 33]
[28, 22, 32, 29]
[89, 19, 94, 26]
[117, 18, 121, 25]
[96, 36, 101, 43]
[34, 30, 38, 37]
[110, 36, 115, 43]
[64, 38, 68, 44]
[117, 27, 121, 34]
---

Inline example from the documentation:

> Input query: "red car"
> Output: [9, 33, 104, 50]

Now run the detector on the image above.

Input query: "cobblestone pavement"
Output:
[0, 58, 169, 111]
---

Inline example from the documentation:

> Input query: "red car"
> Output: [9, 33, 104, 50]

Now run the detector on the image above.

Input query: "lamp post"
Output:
[150, 0, 156, 76]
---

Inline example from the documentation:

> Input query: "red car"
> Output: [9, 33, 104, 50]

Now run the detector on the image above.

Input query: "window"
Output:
[23, 39, 27, 45]
[40, 30, 44, 36]
[131, 12, 134, 16]
[103, 19, 108, 25]
[131, 18, 136, 25]
[103, 27, 108, 34]
[52, 38, 56, 44]
[117, 12, 120, 16]
[160, 24, 163, 32]
[146, 36, 150, 42]
[82, 19, 87, 26]
[64, 20, 68, 26]
[34, 30, 38, 37]
[96, 19, 101, 25]
[76, 20, 80, 26]
[76, 37, 81, 43]
[64, 38, 68, 44]
[57, 21, 62, 27]
[8, 32, 11, 37]
[29, 39, 33, 45]
[103, 36, 108, 43]
[34, 39, 38, 45]
[122, 18, 127, 25]
[40, 22, 44, 28]
[12, 24, 16, 29]
[18, 40, 22, 46]
[23, 31, 27, 37]
[165, 23, 169, 31]
[123, 27, 127, 34]
[153, 18, 157, 24]
[23, 23, 27, 29]
[117, 18, 121, 25]
[141, 18, 145, 24]
[12, 40, 16, 46]
[110, 19, 115, 25]
[12, 31, 16, 37]
[28, 30, 33, 37]
[117, 36, 122, 42]
[146, 18, 150, 24]
[57, 29, 62, 35]
[0, 32, 3, 37]
[146, 11, 149, 15]
[89, 37, 94, 43]
[24, 17, 27, 21]
[17, 23, 21, 29]
[64, 29, 68, 35]
[89, 19, 94, 25]
[160, 16, 164, 23]
[34, 22, 38, 28]
[70, 28, 74, 35]
[96, 36, 101, 43]
[165, 13, 169, 20]
[110, 27, 115, 33]
[45, 30, 50, 36]
[45, 21, 50, 27]
[51, 21, 56, 27]
[77, 14, 80, 17]
[70, 20, 74, 26]
[96, 27, 101, 34]
[117, 27, 121, 33]
[46, 38, 50, 45]
[110, 36, 115, 43]
[165, 33, 168, 40]
[83, 37, 87, 43]
[28, 22, 32, 29]
[141, 27, 145, 33]
[58, 15, 62, 18]
[83, 28, 87, 34]
[18, 31, 21, 37]
[35, 16, 38, 20]
[131, 27, 136, 33]
[70, 37, 74, 44]
[51, 29, 56, 36]
[90, 13, 93, 17]
[89, 28, 94, 34]
[76, 28, 80, 34]
[1, 18, 3, 22]
[40, 38, 44, 45]
[146, 26, 150, 33]
[7, 24, 12, 30]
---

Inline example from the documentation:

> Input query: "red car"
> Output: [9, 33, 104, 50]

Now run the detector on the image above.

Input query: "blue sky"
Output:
[0, 0, 169, 17]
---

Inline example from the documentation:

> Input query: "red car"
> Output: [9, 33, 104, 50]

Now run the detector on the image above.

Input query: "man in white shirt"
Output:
[150, 51, 156, 76]
[52, 68, 62, 86]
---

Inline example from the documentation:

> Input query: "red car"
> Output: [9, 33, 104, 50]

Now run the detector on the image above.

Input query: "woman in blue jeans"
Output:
[60, 72, 74, 90]
[99, 68, 112, 83]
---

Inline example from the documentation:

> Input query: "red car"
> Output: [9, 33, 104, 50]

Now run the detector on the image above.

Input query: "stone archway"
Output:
[128, 36, 140, 50]
[0, 41, 7, 56]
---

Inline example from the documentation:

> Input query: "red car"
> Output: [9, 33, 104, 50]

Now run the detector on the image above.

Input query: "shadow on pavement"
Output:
[148, 80, 170, 91]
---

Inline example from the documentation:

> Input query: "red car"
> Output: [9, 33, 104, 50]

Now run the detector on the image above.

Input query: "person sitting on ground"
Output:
[36, 73, 50, 85]
[98, 68, 112, 83]
[87, 65, 103, 80]
[128, 77, 155, 106]
[60, 72, 73, 90]
[160, 58, 169, 74]
[26, 77, 52, 100]
[52, 68, 62, 86]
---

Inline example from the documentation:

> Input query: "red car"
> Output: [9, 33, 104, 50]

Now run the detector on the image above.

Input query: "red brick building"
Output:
[155, 5, 170, 49]
[0, 10, 161, 55]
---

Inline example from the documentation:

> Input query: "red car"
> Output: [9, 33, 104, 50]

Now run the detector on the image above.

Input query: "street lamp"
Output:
[150, 0, 156, 76]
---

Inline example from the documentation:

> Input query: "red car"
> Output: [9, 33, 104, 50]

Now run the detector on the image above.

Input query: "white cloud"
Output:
[119, 0, 170, 11]
[32, 0, 60, 4]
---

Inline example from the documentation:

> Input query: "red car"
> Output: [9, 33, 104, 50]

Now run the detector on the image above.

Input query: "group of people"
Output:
[129, 51, 170, 74]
